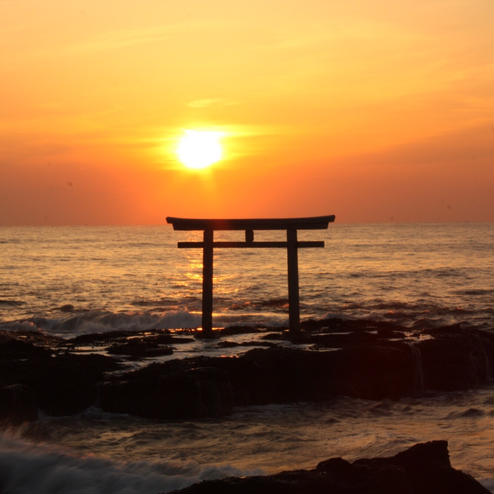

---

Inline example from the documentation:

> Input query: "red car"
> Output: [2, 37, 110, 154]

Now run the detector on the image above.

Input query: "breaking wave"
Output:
[0, 310, 201, 337]
[0, 433, 260, 494]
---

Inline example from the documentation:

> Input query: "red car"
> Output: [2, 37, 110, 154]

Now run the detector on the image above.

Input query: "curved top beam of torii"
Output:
[166, 215, 335, 231]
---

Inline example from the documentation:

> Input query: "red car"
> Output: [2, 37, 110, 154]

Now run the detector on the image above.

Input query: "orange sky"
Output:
[1, 0, 492, 224]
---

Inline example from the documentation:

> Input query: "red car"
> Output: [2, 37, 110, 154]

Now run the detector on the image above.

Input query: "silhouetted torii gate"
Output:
[166, 215, 335, 335]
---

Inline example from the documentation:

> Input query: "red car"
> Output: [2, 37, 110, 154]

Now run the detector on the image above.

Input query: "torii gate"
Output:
[166, 215, 335, 335]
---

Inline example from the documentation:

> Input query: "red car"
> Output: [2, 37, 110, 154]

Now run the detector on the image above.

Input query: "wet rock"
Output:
[59, 304, 75, 312]
[101, 363, 233, 419]
[224, 347, 339, 406]
[0, 330, 55, 357]
[169, 441, 489, 494]
[300, 316, 401, 334]
[30, 353, 120, 415]
[220, 326, 263, 336]
[260, 332, 285, 340]
[99, 343, 413, 418]
[0, 384, 38, 424]
[216, 340, 276, 349]
[216, 340, 239, 348]
[291, 331, 379, 347]
[1, 321, 492, 422]
[419, 327, 493, 390]
[68, 329, 134, 346]
[100, 324, 493, 419]
[335, 342, 419, 400]
[107, 341, 173, 358]
[69, 329, 193, 347]
[376, 326, 405, 339]
[0, 331, 120, 417]
[159, 336, 195, 345]
[225, 343, 421, 404]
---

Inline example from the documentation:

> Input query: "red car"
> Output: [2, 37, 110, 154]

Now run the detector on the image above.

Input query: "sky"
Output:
[1, 0, 492, 225]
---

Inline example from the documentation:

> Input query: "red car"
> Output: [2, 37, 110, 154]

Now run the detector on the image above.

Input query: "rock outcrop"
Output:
[168, 441, 490, 494]
[100, 324, 492, 419]
[1, 318, 492, 422]
[0, 330, 119, 420]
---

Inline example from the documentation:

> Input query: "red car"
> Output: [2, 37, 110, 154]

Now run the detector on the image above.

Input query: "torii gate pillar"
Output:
[166, 215, 335, 335]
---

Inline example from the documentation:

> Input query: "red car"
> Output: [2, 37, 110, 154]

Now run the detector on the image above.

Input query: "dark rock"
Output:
[25, 353, 120, 416]
[163, 336, 195, 344]
[101, 364, 233, 419]
[1, 321, 492, 422]
[0, 331, 120, 417]
[107, 341, 173, 358]
[98, 344, 394, 419]
[260, 332, 285, 340]
[100, 323, 493, 419]
[225, 347, 339, 406]
[335, 342, 420, 399]
[169, 441, 489, 494]
[291, 331, 379, 347]
[216, 340, 239, 348]
[0, 384, 38, 424]
[300, 316, 401, 333]
[0, 331, 53, 359]
[68, 330, 136, 346]
[377, 326, 405, 339]
[216, 340, 276, 348]
[59, 304, 75, 312]
[68, 329, 193, 348]
[419, 327, 493, 390]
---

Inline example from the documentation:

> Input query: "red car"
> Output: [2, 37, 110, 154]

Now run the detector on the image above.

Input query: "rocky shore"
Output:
[0, 317, 492, 422]
[167, 440, 490, 494]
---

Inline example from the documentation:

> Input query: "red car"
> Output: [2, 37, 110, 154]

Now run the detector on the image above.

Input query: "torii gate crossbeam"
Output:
[166, 215, 335, 335]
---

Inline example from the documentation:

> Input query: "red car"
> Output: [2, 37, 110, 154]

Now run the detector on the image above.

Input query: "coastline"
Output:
[1, 316, 493, 492]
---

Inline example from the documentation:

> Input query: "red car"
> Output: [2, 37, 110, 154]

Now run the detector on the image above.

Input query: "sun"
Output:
[176, 130, 223, 169]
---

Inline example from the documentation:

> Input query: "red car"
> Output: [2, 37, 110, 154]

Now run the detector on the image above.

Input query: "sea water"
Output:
[1, 223, 492, 333]
[0, 223, 493, 493]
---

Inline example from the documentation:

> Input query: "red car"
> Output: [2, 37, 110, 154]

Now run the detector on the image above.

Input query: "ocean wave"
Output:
[0, 299, 25, 307]
[1, 303, 491, 340]
[130, 298, 178, 308]
[0, 310, 201, 336]
[226, 297, 289, 311]
[0, 433, 260, 494]
[343, 267, 470, 280]
[366, 301, 477, 316]
[453, 289, 493, 296]
[336, 300, 483, 327]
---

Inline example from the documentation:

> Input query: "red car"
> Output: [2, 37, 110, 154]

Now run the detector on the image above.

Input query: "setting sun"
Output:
[176, 130, 223, 170]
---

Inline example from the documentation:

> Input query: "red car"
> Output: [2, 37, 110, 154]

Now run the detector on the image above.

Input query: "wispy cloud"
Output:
[186, 98, 239, 109]
[67, 25, 176, 53]
[65, 19, 248, 55]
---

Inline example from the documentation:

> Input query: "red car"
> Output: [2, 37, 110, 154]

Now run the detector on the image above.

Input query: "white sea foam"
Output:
[20, 310, 202, 336]
[1, 309, 290, 338]
[0, 433, 259, 494]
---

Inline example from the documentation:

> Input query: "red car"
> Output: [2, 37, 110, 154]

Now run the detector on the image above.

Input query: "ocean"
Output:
[0, 223, 493, 493]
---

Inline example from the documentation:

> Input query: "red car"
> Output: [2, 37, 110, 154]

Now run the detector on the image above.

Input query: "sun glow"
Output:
[177, 130, 223, 169]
